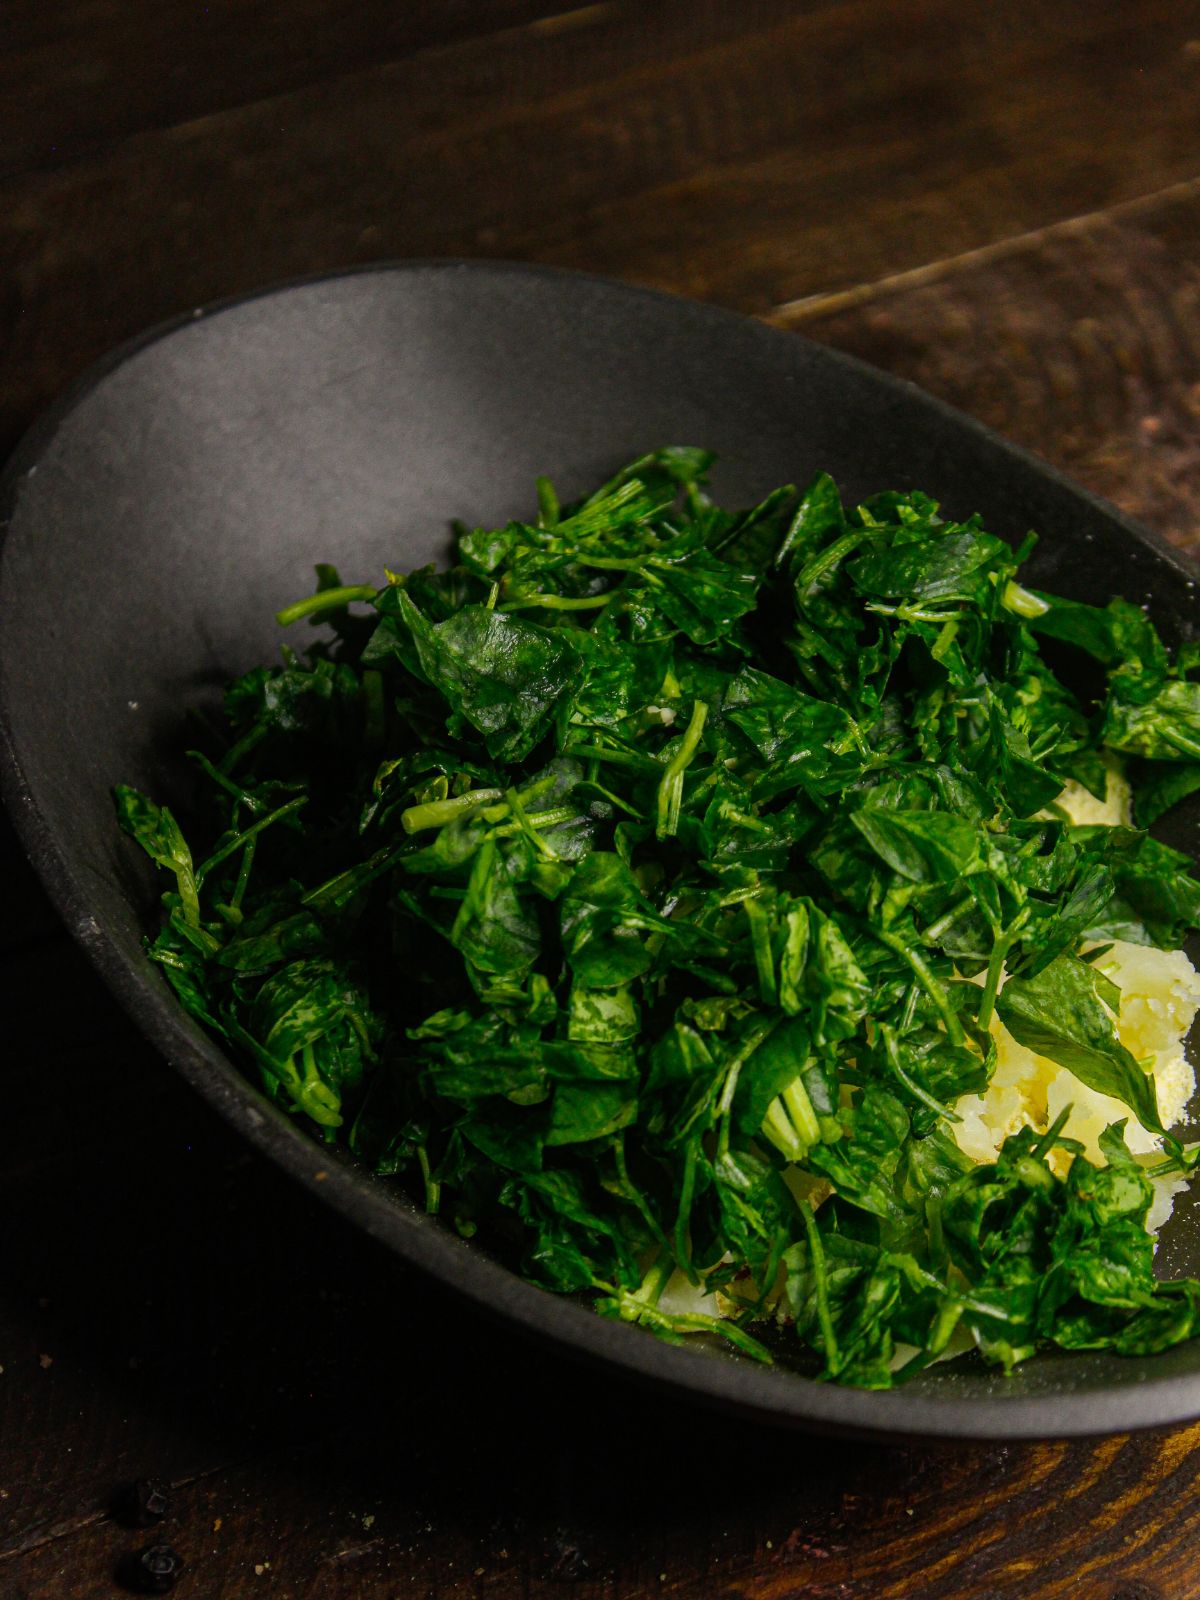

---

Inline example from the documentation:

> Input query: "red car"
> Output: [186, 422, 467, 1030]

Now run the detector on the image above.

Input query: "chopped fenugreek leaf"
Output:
[117, 451, 1200, 1385]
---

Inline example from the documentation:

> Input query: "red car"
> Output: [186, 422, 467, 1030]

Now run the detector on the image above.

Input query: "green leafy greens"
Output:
[117, 450, 1200, 1386]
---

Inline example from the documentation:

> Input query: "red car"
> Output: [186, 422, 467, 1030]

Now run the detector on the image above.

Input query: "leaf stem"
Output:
[881, 1025, 959, 1122]
[793, 528, 868, 599]
[613, 1133, 672, 1253]
[921, 894, 974, 947]
[417, 1145, 441, 1214]
[503, 786, 560, 859]
[536, 474, 560, 528]
[1000, 580, 1050, 619]
[565, 743, 663, 774]
[629, 1252, 674, 1311]
[230, 836, 257, 911]
[743, 896, 778, 1005]
[674, 1143, 701, 1285]
[1032, 1103, 1073, 1160]
[401, 789, 504, 834]
[187, 749, 273, 815]
[798, 1200, 840, 1375]
[977, 906, 1030, 1031]
[1160, 725, 1200, 760]
[196, 794, 307, 885]
[500, 592, 617, 612]
[275, 585, 378, 626]
[656, 700, 709, 838]
[871, 926, 964, 1046]
[302, 840, 410, 911]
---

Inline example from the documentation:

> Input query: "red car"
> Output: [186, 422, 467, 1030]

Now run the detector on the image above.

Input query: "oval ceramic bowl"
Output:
[3, 262, 1199, 1439]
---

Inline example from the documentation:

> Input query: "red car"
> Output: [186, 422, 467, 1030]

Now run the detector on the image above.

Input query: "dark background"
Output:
[4, 4, 1200, 1596]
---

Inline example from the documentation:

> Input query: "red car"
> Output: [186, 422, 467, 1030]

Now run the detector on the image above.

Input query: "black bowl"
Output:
[3, 262, 1199, 1439]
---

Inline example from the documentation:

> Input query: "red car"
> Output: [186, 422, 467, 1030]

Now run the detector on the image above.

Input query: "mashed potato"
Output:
[1049, 752, 1132, 829]
[952, 765, 1200, 1235]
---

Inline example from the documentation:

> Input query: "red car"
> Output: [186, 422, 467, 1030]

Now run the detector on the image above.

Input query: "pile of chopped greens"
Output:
[117, 449, 1200, 1386]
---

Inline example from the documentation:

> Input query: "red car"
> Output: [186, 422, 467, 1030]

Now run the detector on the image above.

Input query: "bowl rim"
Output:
[3, 256, 1200, 1441]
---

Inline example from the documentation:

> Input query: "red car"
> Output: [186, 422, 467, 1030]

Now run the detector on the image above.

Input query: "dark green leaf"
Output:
[996, 954, 1163, 1134]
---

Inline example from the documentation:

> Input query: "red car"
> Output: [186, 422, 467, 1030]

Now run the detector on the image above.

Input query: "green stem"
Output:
[1032, 1103, 1074, 1160]
[576, 779, 646, 820]
[500, 592, 616, 612]
[302, 840, 410, 911]
[674, 1143, 701, 1286]
[571, 554, 651, 572]
[488, 804, 579, 843]
[642, 1308, 774, 1364]
[1160, 725, 1200, 760]
[656, 700, 709, 838]
[890, 1301, 965, 1384]
[871, 925, 964, 1047]
[230, 836, 257, 911]
[564, 744, 663, 774]
[536, 474, 560, 528]
[417, 1145, 441, 1215]
[867, 602, 963, 625]
[400, 788, 504, 834]
[275, 585, 378, 626]
[187, 748, 272, 815]
[799, 1200, 840, 1375]
[629, 1252, 674, 1311]
[613, 1133, 672, 1252]
[1001, 579, 1050, 619]
[196, 794, 307, 885]
[782, 1076, 821, 1146]
[450, 840, 497, 946]
[931, 619, 960, 661]
[898, 981, 920, 1033]
[793, 529, 868, 599]
[218, 719, 269, 777]
[921, 894, 974, 947]
[760, 1076, 819, 1164]
[605, 1286, 773, 1364]
[882, 1025, 959, 1122]
[715, 1018, 778, 1157]
[743, 896, 777, 1005]
[977, 906, 1030, 1031]
[503, 786, 559, 859]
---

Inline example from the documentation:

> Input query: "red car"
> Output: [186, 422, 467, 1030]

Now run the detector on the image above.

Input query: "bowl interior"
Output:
[3, 262, 1200, 1438]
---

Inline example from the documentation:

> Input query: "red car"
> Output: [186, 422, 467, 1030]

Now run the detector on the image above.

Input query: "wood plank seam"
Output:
[768, 173, 1200, 325]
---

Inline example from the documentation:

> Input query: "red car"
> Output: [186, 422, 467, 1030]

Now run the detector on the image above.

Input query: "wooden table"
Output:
[4, 4, 1200, 1595]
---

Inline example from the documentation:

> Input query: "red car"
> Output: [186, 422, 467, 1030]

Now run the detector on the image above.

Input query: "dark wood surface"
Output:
[4, 5, 1200, 1596]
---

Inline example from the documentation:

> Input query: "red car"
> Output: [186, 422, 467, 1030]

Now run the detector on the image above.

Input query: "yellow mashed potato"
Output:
[952, 765, 1200, 1236]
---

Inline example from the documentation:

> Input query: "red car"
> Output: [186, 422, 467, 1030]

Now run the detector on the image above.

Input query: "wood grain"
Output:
[784, 185, 1200, 554]
[4, 0, 1200, 456]
[2, 1, 579, 177]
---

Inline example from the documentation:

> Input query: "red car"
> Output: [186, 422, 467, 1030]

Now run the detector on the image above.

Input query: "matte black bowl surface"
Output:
[3, 262, 1199, 1439]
